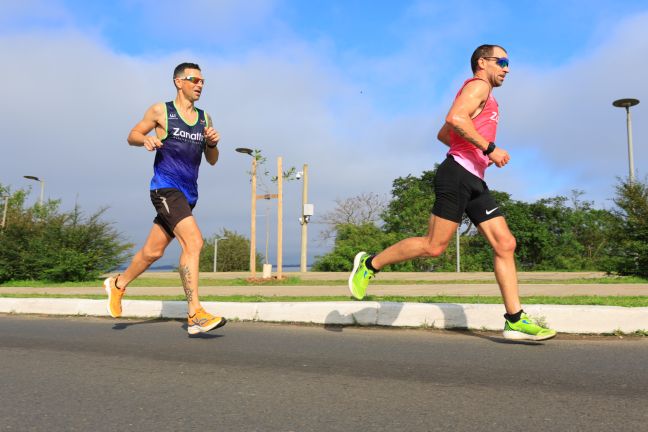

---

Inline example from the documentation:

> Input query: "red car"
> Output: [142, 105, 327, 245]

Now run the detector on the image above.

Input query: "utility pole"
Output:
[300, 164, 309, 272]
[277, 157, 283, 279]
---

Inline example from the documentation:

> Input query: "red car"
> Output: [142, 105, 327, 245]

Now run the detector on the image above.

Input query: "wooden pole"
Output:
[300, 164, 309, 273]
[250, 158, 257, 277]
[277, 157, 283, 279]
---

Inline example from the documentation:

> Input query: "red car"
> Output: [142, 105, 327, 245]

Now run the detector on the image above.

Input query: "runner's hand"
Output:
[143, 136, 163, 151]
[204, 127, 220, 147]
[488, 147, 510, 168]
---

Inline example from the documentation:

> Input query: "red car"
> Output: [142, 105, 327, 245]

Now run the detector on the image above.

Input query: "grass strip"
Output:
[1, 293, 647, 307]
[2, 276, 647, 288]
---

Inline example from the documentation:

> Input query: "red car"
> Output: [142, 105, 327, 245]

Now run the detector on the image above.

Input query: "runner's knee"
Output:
[423, 241, 448, 258]
[181, 236, 203, 254]
[141, 248, 164, 264]
[493, 233, 516, 256]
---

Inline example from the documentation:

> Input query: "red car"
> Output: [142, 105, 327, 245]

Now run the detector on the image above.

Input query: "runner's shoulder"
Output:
[463, 78, 490, 96]
[143, 102, 167, 122]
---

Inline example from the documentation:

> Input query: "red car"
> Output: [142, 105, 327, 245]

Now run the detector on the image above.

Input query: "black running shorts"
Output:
[150, 188, 195, 237]
[432, 156, 503, 225]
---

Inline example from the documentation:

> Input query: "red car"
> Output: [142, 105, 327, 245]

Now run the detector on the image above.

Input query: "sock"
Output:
[114, 275, 124, 291]
[365, 255, 379, 273]
[504, 309, 524, 323]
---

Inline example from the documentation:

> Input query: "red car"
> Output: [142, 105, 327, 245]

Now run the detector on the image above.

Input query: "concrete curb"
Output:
[1, 298, 647, 334]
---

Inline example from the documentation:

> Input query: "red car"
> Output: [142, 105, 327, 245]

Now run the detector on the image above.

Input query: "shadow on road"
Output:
[445, 328, 544, 346]
[112, 318, 169, 330]
[323, 302, 545, 345]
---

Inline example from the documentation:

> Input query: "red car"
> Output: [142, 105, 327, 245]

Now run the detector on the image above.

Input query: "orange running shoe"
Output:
[104, 276, 125, 318]
[187, 307, 227, 335]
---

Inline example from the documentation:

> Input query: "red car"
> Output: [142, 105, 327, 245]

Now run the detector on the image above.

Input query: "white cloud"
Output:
[1, 4, 646, 269]
[0, 28, 431, 266]
[490, 13, 648, 207]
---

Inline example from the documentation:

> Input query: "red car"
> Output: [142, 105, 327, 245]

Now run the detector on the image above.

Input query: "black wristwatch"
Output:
[483, 142, 496, 156]
[206, 143, 218, 149]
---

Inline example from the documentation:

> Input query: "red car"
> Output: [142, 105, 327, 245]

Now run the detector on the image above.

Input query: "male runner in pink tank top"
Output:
[349, 44, 556, 341]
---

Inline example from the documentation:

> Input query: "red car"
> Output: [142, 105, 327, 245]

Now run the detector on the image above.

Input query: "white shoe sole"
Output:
[188, 317, 227, 335]
[503, 330, 556, 341]
[348, 251, 367, 299]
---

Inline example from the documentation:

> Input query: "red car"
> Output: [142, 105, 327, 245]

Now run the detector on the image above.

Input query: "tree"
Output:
[382, 168, 439, 236]
[312, 169, 621, 272]
[319, 192, 388, 240]
[199, 229, 264, 272]
[0, 183, 132, 282]
[312, 223, 404, 271]
[606, 178, 648, 277]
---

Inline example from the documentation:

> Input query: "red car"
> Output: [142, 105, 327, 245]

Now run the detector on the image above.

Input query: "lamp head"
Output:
[235, 147, 254, 156]
[613, 98, 640, 108]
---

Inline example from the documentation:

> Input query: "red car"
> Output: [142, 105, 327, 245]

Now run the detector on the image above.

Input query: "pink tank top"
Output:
[447, 78, 499, 179]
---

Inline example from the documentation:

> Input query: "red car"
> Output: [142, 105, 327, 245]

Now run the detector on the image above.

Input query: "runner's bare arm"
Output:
[127, 103, 166, 151]
[437, 122, 452, 147]
[445, 80, 510, 167]
[204, 113, 220, 165]
[444, 80, 491, 151]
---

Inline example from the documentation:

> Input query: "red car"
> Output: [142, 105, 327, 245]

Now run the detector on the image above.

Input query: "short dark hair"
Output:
[470, 45, 506, 73]
[173, 62, 201, 78]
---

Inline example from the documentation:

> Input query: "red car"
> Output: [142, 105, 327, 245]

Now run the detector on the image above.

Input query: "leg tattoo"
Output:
[179, 265, 193, 302]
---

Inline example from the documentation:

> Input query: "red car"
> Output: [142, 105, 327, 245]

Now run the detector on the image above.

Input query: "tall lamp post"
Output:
[1, 195, 9, 230]
[213, 236, 228, 273]
[612, 98, 640, 182]
[456, 226, 461, 273]
[236, 147, 257, 277]
[23, 175, 45, 206]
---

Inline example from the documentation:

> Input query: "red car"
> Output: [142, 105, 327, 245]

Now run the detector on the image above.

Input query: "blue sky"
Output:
[1, 0, 647, 266]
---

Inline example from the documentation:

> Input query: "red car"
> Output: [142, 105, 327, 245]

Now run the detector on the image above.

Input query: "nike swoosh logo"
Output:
[160, 197, 170, 214]
[485, 207, 499, 215]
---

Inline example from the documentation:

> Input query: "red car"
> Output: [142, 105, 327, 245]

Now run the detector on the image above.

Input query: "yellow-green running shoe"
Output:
[503, 313, 557, 341]
[348, 252, 374, 300]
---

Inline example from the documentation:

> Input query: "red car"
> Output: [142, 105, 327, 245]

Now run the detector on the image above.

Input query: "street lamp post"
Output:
[456, 226, 461, 273]
[236, 147, 257, 277]
[1, 195, 9, 230]
[213, 236, 228, 273]
[612, 98, 640, 182]
[23, 175, 45, 206]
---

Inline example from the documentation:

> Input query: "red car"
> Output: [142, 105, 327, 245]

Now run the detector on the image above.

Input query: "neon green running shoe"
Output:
[503, 313, 557, 341]
[348, 252, 374, 300]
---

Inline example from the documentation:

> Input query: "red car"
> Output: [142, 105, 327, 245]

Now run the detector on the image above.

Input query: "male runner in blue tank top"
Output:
[103, 62, 226, 335]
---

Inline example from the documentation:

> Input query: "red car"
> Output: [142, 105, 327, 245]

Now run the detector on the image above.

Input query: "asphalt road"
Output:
[1, 315, 647, 432]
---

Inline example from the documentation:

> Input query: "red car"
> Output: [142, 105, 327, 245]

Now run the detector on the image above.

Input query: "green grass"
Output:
[1, 293, 647, 307]
[1, 275, 647, 288]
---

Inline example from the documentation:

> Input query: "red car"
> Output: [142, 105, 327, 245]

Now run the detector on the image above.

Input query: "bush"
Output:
[0, 184, 132, 282]
[199, 228, 264, 272]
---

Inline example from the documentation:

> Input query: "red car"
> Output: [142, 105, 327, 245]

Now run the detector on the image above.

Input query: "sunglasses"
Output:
[179, 76, 205, 85]
[482, 57, 509, 68]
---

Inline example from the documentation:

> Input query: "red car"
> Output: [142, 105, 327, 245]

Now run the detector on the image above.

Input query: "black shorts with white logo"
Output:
[150, 188, 195, 237]
[432, 156, 503, 225]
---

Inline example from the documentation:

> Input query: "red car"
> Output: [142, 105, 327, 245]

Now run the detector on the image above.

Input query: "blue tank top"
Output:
[150, 101, 209, 205]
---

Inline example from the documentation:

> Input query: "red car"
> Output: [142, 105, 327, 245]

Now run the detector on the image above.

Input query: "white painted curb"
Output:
[0, 298, 647, 334]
